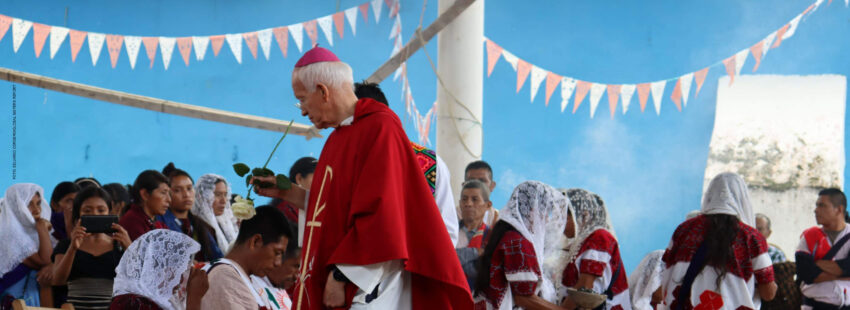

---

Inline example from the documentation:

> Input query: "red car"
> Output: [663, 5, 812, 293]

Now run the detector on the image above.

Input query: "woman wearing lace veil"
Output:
[191, 174, 238, 253]
[0, 183, 54, 308]
[553, 189, 630, 310]
[628, 250, 665, 310]
[474, 181, 570, 310]
[110, 229, 207, 310]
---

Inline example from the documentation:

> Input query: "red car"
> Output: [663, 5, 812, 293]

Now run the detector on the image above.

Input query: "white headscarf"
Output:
[628, 250, 665, 310]
[497, 181, 570, 306]
[701, 172, 755, 227]
[0, 183, 51, 276]
[191, 174, 238, 253]
[113, 229, 200, 310]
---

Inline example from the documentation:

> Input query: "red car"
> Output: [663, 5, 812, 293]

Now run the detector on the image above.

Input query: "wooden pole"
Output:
[0, 67, 322, 139]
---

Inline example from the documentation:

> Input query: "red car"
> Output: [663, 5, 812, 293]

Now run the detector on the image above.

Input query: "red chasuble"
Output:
[292, 98, 472, 309]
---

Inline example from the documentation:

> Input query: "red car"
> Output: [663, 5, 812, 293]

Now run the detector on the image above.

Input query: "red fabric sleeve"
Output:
[754, 266, 775, 284]
[501, 232, 540, 296]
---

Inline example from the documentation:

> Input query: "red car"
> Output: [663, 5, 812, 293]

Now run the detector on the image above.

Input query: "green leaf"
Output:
[233, 163, 250, 177]
[245, 174, 253, 187]
[252, 167, 275, 177]
[276, 174, 292, 190]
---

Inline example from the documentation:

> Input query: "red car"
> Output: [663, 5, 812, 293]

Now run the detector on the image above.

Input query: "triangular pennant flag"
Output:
[762, 32, 776, 58]
[68, 30, 86, 62]
[87, 32, 105, 66]
[242, 32, 258, 59]
[722, 56, 736, 85]
[49, 26, 69, 59]
[529, 66, 547, 103]
[124, 36, 141, 69]
[273, 27, 289, 58]
[803, 3, 817, 15]
[359, 3, 370, 23]
[288, 23, 304, 52]
[12, 18, 32, 53]
[588, 83, 606, 118]
[159, 37, 176, 69]
[209, 35, 225, 57]
[544, 72, 562, 107]
[573, 80, 592, 114]
[750, 41, 764, 72]
[257, 29, 273, 60]
[31, 23, 50, 58]
[772, 24, 790, 48]
[345, 7, 359, 36]
[225, 34, 242, 63]
[734, 49, 748, 77]
[560, 77, 577, 113]
[485, 40, 502, 77]
[694, 67, 709, 97]
[316, 15, 334, 46]
[783, 14, 803, 40]
[333, 12, 345, 39]
[650, 80, 666, 115]
[501, 50, 518, 71]
[389, 17, 401, 40]
[0, 15, 11, 44]
[515, 59, 532, 93]
[192, 36, 209, 61]
[670, 79, 683, 112]
[176, 37, 192, 66]
[606, 85, 621, 119]
[303, 20, 318, 48]
[371, 0, 383, 23]
[636, 83, 651, 112]
[105, 34, 124, 68]
[620, 84, 636, 114]
[142, 37, 158, 67]
[680, 73, 693, 107]
[389, 0, 400, 18]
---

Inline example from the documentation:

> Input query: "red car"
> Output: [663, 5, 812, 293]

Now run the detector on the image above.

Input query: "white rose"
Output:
[231, 198, 256, 220]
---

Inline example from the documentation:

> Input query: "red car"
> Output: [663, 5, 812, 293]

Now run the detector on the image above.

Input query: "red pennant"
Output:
[333, 12, 345, 39]
[303, 20, 318, 48]
[544, 72, 561, 107]
[273, 27, 289, 58]
[390, 2, 400, 18]
[68, 30, 87, 62]
[803, 3, 816, 16]
[31, 23, 50, 58]
[829, 0, 833, 4]
[637, 83, 650, 112]
[359, 3, 370, 23]
[573, 81, 592, 113]
[485, 40, 502, 77]
[242, 32, 258, 59]
[0, 15, 11, 44]
[607, 85, 621, 119]
[723, 56, 736, 86]
[210, 35, 225, 57]
[176, 37, 192, 66]
[670, 79, 683, 112]
[750, 41, 764, 72]
[105, 34, 124, 68]
[772, 24, 789, 49]
[142, 37, 158, 68]
[515, 59, 531, 93]
[694, 67, 709, 98]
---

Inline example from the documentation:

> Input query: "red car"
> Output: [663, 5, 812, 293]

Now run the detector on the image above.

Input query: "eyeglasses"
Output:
[294, 102, 302, 109]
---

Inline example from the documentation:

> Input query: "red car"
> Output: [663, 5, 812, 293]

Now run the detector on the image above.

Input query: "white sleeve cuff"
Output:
[337, 260, 403, 294]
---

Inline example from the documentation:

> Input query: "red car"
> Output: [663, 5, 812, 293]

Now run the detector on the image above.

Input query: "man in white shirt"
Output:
[796, 188, 850, 310]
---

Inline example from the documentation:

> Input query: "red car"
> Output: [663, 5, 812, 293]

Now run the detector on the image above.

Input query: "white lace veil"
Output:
[191, 174, 237, 252]
[628, 250, 665, 310]
[113, 229, 201, 310]
[499, 181, 570, 303]
[0, 183, 51, 276]
[701, 172, 755, 227]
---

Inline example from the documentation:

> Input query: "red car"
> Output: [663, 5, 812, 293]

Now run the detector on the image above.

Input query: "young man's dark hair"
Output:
[465, 160, 493, 180]
[236, 206, 293, 245]
[819, 188, 848, 222]
[354, 82, 389, 106]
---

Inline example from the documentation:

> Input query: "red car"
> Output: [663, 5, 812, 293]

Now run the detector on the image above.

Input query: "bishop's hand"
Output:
[251, 175, 307, 208]
[324, 271, 347, 308]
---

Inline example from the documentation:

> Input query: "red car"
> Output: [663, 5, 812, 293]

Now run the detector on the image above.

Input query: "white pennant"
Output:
[225, 34, 242, 64]
[680, 73, 694, 107]
[389, 17, 401, 40]
[529, 66, 547, 103]
[783, 14, 803, 40]
[49, 26, 69, 59]
[762, 32, 776, 58]
[192, 36, 209, 61]
[345, 7, 359, 36]
[560, 77, 577, 113]
[257, 28, 273, 60]
[734, 49, 748, 77]
[317, 15, 334, 46]
[12, 18, 32, 53]
[159, 37, 176, 69]
[501, 50, 518, 71]
[620, 84, 636, 114]
[87, 32, 106, 66]
[371, 0, 383, 23]
[124, 36, 142, 69]
[650, 80, 666, 115]
[588, 83, 606, 118]
[288, 23, 304, 52]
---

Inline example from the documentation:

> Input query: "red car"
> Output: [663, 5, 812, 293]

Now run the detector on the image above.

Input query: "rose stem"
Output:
[246, 120, 295, 200]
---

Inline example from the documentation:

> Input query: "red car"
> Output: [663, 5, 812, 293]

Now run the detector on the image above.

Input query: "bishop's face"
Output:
[292, 77, 336, 129]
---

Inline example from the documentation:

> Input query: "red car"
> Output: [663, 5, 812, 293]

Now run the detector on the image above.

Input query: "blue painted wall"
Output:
[1, 0, 848, 271]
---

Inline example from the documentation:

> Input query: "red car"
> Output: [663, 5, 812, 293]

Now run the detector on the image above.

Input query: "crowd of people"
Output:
[1, 46, 849, 310]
